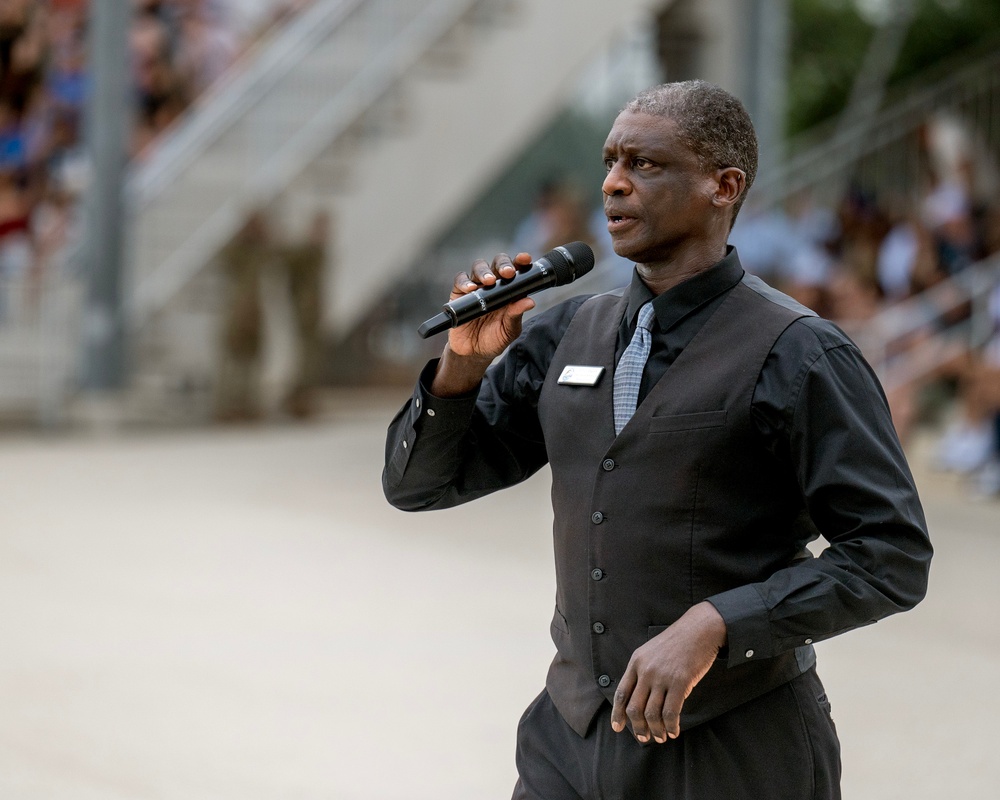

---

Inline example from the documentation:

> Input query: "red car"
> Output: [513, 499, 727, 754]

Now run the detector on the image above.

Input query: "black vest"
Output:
[536, 275, 817, 737]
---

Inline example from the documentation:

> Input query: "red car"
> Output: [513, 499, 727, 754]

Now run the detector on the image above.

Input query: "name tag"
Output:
[557, 365, 605, 386]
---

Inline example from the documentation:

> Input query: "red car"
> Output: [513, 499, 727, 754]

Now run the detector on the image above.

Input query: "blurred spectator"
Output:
[728, 194, 835, 313]
[934, 284, 1000, 495]
[0, 2, 45, 118]
[214, 209, 268, 422]
[875, 201, 942, 303]
[30, 166, 80, 289]
[0, 98, 26, 171]
[922, 176, 977, 275]
[727, 204, 796, 285]
[44, 4, 87, 130]
[172, 0, 238, 98]
[277, 209, 330, 419]
[513, 178, 632, 291]
[512, 180, 599, 256]
[130, 6, 187, 155]
[0, 164, 30, 319]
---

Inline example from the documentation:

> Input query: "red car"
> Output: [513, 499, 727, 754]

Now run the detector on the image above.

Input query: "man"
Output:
[383, 81, 931, 799]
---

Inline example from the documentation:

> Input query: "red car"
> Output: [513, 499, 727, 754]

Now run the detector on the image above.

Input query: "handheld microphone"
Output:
[417, 241, 595, 338]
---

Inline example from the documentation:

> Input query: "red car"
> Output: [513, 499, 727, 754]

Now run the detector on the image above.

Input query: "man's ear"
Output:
[712, 167, 746, 210]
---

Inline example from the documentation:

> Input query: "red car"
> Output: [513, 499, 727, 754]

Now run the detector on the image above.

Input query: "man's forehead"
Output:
[603, 111, 680, 150]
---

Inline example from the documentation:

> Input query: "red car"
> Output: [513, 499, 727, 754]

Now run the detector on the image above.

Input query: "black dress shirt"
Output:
[383, 248, 931, 670]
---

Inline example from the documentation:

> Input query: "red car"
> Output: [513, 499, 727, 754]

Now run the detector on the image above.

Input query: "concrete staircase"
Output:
[125, 0, 671, 419]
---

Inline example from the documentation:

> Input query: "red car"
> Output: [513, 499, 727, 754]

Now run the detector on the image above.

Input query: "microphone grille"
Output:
[547, 241, 596, 286]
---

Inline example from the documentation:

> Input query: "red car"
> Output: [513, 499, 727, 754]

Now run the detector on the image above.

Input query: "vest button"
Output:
[591, 511, 604, 524]
[598, 674, 612, 688]
[591, 568, 604, 581]
[602, 459, 615, 471]
[592, 622, 605, 634]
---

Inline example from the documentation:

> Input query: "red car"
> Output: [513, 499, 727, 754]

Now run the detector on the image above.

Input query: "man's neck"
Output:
[636, 240, 728, 296]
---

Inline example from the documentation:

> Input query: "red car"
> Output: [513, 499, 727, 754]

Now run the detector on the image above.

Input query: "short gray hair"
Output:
[623, 81, 758, 225]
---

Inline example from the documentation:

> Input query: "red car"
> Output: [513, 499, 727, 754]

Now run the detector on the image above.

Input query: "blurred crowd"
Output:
[0, 0, 996, 480]
[510, 112, 1000, 497]
[0, 0, 312, 310]
[726, 115, 1000, 497]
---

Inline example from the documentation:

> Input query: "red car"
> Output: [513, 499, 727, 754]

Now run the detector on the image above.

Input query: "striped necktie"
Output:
[613, 302, 656, 435]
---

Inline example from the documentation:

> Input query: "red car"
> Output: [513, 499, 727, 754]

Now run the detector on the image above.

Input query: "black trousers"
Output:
[512, 668, 841, 800]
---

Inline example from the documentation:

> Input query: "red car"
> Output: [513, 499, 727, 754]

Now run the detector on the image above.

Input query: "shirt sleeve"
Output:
[708, 316, 933, 666]
[382, 297, 589, 511]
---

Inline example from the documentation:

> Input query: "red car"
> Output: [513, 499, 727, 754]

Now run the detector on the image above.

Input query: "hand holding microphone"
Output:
[418, 242, 596, 338]
[420, 242, 595, 398]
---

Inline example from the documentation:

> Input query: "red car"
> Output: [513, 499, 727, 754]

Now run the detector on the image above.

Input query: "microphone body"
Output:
[418, 242, 595, 338]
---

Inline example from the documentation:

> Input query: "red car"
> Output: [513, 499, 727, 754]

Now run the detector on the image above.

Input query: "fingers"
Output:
[644, 688, 668, 743]
[451, 258, 490, 297]
[607, 607, 724, 745]
[661, 685, 685, 740]
[612, 669, 669, 744]
[627, 684, 685, 743]
[610, 668, 636, 734]
[452, 252, 531, 296]
[610, 666, 689, 744]
[474, 253, 519, 284]
[452, 271, 475, 297]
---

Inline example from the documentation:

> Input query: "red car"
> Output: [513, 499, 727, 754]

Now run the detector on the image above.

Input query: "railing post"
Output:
[80, 0, 132, 390]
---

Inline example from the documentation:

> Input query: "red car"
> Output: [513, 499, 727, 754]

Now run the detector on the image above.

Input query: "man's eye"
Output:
[603, 158, 615, 171]
[634, 158, 652, 169]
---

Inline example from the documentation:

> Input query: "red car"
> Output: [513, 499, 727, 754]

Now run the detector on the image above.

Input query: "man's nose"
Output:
[602, 163, 631, 196]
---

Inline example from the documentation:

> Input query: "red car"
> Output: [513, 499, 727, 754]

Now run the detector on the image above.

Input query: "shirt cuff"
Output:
[413, 359, 481, 426]
[706, 584, 775, 667]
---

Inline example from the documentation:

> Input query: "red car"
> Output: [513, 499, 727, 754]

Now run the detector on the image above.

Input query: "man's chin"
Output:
[611, 239, 650, 263]
[610, 237, 640, 261]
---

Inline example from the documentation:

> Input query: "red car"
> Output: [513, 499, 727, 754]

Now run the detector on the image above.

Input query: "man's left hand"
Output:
[610, 601, 727, 743]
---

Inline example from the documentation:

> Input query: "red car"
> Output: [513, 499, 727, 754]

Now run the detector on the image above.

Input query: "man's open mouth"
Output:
[607, 214, 635, 230]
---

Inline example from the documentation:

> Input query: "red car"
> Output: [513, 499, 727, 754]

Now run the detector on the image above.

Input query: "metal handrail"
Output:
[754, 45, 1000, 204]
[856, 253, 1000, 394]
[129, 0, 365, 204]
[128, 0, 484, 325]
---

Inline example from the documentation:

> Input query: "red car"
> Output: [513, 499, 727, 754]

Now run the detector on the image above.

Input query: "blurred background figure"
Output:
[172, 0, 239, 99]
[277, 209, 329, 420]
[214, 209, 268, 423]
[511, 179, 596, 257]
[934, 283, 1000, 489]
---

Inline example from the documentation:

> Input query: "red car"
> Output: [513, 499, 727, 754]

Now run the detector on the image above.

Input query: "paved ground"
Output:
[1, 389, 998, 799]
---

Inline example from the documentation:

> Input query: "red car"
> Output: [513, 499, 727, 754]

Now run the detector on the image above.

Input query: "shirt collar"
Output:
[624, 246, 745, 334]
